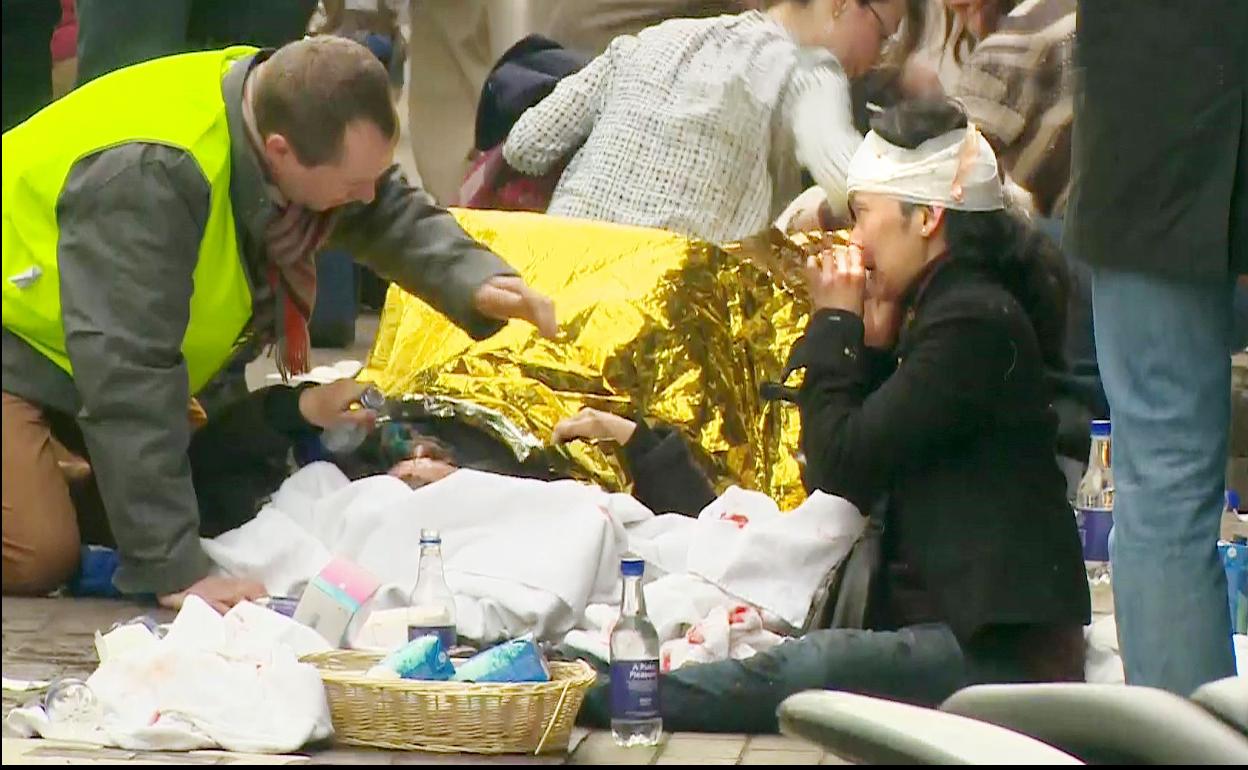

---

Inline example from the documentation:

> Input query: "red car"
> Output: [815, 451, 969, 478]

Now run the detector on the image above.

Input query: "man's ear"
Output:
[263, 133, 294, 163]
[919, 205, 946, 237]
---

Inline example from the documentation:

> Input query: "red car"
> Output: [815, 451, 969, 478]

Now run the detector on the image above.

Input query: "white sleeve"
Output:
[774, 185, 830, 231]
[782, 53, 862, 219]
[502, 37, 631, 175]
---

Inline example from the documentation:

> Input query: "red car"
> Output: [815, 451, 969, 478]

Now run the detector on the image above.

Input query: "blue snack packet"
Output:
[374, 634, 456, 681]
[451, 636, 551, 683]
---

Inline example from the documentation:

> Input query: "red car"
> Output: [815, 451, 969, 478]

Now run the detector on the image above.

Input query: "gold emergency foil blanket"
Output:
[361, 209, 843, 508]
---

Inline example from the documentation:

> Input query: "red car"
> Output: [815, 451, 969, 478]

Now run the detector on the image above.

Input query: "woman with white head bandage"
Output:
[793, 95, 1088, 685]
[575, 99, 1093, 737]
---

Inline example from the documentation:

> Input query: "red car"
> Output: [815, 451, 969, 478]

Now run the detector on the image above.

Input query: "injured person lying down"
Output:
[80, 373, 854, 650]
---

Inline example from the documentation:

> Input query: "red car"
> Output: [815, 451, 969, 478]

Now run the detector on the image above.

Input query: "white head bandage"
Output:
[846, 124, 1004, 212]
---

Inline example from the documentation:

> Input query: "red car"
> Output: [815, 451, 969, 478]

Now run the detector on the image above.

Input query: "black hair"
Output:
[869, 98, 1070, 369]
[870, 96, 968, 147]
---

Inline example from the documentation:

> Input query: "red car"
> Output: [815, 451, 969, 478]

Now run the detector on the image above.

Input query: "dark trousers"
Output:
[1, 0, 62, 131]
[76, 0, 317, 86]
[577, 623, 1063, 733]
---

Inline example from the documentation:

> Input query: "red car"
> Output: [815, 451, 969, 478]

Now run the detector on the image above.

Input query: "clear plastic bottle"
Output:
[610, 557, 662, 747]
[1075, 419, 1114, 613]
[406, 529, 457, 651]
[321, 385, 387, 455]
[42, 678, 103, 736]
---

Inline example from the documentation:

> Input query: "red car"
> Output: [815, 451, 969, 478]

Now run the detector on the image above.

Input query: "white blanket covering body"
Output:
[204, 464, 866, 651]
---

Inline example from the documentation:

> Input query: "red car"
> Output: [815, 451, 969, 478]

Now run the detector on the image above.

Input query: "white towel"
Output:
[204, 464, 865, 651]
[205, 463, 651, 645]
[4, 597, 332, 753]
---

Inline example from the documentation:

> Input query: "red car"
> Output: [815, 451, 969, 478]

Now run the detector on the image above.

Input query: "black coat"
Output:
[1066, 0, 1248, 280]
[622, 421, 716, 516]
[791, 260, 1091, 641]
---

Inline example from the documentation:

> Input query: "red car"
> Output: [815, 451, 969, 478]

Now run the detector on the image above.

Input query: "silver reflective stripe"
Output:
[7, 266, 43, 289]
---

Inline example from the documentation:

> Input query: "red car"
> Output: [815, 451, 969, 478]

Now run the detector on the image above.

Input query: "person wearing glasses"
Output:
[502, 0, 927, 244]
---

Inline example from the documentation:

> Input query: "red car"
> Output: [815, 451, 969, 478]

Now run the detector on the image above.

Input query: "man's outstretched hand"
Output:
[158, 575, 267, 615]
[473, 276, 558, 338]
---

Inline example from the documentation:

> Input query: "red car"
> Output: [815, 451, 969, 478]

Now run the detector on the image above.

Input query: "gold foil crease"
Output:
[361, 209, 845, 509]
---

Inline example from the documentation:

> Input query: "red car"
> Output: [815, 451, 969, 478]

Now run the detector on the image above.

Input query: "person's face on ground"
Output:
[265, 120, 397, 211]
[389, 457, 458, 489]
[387, 437, 460, 489]
[849, 191, 933, 301]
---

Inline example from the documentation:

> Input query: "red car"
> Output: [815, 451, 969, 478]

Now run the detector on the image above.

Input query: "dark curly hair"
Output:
[870, 97, 1070, 369]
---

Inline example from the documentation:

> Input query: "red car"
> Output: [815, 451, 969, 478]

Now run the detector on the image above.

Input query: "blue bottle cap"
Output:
[620, 557, 645, 577]
[420, 529, 441, 545]
[1090, 419, 1111, 438]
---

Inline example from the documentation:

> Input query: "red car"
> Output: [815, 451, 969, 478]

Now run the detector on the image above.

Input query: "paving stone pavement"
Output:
[2, 598, 843, 765]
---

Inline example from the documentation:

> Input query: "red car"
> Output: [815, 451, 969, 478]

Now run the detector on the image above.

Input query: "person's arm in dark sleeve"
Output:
[622, 421, 717, 517]
[795, 306, 1015, 512]
[57, 144, 214, 596]
[185, 383, 321, 467]
[328, 165, 518, 340]
[259, 383, 320, 438]
[863, 346, 897, 391]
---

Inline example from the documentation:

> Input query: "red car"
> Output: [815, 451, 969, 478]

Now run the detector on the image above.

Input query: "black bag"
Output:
[801, 513, 883, 632]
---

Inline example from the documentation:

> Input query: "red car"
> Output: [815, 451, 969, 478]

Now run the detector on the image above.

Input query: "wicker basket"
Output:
[303, 650, 599, 754]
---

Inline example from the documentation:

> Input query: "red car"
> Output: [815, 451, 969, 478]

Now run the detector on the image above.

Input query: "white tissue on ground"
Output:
[3, 596, 333, 754]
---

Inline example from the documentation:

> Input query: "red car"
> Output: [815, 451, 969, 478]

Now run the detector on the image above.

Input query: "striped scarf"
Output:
[241, 72, 337, 378]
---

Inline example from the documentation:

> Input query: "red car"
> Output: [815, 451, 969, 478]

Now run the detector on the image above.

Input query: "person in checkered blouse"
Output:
[503, 0, 929, 245]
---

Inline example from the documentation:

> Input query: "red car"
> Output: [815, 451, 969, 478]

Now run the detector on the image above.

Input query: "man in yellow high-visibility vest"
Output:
[1, 36, 556, 611]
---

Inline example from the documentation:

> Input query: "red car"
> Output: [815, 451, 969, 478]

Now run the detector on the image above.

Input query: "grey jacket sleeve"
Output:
[58, 144, 215, 596]
[329, 165, 518, 340]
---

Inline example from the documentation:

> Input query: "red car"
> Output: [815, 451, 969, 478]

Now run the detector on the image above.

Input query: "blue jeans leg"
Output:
[1092, 266, 1238, 695]
[578, 624, 976, 733]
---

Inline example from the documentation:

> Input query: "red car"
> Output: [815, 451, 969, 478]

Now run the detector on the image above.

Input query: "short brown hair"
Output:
[253, 36, 398, 166]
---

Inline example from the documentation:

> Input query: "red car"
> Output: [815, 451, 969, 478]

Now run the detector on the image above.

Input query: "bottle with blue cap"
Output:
[1075, 419, 1114, 612]
[407, 529, 457, 651]
[610, 556, 662, 747]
